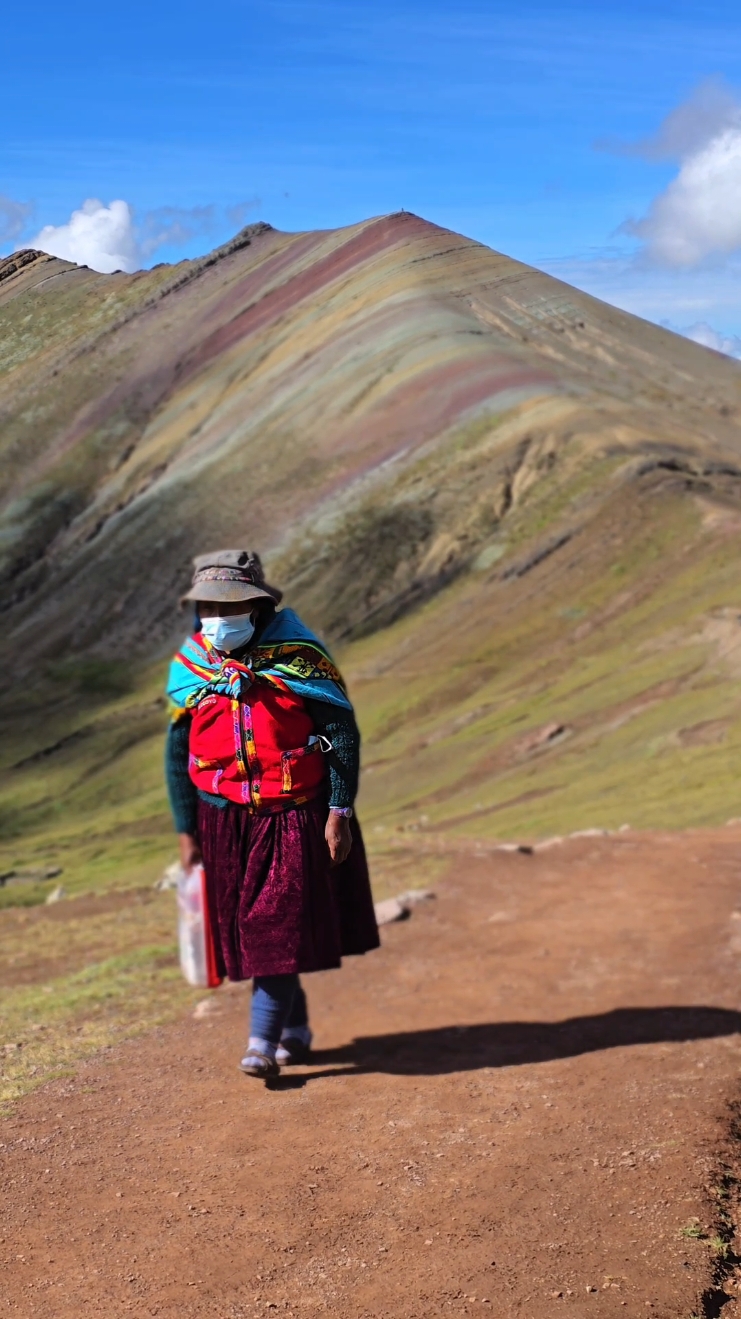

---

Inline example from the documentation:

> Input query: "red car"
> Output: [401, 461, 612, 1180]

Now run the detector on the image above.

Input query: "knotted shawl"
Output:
[167, 607, 351, 719]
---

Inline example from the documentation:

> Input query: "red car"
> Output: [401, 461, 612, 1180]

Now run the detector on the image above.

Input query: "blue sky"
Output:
[3, 0, 741, 345]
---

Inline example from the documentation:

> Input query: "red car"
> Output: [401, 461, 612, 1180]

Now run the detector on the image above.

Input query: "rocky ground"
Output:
[4, 828, 741, 1318]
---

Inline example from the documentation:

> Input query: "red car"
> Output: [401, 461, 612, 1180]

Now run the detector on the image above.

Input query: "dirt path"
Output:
[4, 830, 741, 1318]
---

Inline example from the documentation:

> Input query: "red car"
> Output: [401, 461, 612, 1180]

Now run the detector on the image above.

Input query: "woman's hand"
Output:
[325, 812, 352, 866]
[179, 833, 202, 871]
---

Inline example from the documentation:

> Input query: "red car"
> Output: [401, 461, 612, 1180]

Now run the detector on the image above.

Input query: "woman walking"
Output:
[165, 549, 379, 1079]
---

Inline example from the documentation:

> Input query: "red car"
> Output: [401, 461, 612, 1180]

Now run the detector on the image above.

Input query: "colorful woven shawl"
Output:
[167, 607, 351, 719]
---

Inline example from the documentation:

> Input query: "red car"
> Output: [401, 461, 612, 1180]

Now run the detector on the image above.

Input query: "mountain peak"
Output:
[0, 212, 739, 668]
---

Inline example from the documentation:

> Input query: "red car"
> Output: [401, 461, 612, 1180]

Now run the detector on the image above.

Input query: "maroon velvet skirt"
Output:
[196, 795, 380, 979]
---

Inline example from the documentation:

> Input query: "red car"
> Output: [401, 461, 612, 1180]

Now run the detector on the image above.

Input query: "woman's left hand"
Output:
[325, 812, 352, 866]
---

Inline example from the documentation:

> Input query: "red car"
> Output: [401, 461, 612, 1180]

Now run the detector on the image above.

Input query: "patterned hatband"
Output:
[181, 549, 283, 604]
[193, 566, 262, 585]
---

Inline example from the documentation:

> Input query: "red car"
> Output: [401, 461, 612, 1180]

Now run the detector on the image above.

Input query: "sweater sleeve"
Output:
[164, 718, 199, 835]
[303, 699, 360, 810]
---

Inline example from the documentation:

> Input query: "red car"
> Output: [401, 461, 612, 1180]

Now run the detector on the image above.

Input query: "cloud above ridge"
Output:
[24, 197, 253, 273]
[0, 194, 34, 243]
[29, 199, 139, 273]
[620, 79, 741, 269]
[678, 320, 741, 359]
[138, 204, 216, 259]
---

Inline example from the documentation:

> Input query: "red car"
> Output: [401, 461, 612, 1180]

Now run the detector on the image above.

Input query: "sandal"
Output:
[276, 1037, 312, 1066]
[239, 1049, 280, 1078]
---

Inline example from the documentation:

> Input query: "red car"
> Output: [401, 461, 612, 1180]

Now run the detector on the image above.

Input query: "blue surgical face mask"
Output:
[200, 612, 256, 653]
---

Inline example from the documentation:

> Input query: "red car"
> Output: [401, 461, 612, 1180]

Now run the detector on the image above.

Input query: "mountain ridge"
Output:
[2, 212, 741, 890]
[2, 210, 740, 663]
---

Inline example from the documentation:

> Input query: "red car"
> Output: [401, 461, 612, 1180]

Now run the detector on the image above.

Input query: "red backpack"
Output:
[188, 678, 326, 812]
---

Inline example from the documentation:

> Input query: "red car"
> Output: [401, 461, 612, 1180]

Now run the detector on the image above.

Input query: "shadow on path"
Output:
[269, 1006, 741, 1089]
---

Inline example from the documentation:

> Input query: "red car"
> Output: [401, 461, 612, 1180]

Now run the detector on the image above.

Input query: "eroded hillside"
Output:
[2, 212, 741, 893]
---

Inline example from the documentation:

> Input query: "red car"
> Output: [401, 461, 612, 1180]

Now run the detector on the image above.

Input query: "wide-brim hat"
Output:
[181, 549, 283, 605]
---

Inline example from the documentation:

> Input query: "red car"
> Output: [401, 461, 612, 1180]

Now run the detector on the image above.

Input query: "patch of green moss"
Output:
[0, 941, 196, 1109]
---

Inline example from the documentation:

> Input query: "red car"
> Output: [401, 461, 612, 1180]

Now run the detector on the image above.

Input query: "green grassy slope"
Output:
[3, 440, 741, 903]
[6, 216, 741, 1106]
[1, 214, 741, 902]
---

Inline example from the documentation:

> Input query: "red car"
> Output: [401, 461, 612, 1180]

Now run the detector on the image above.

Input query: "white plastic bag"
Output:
[176, 864, 221, 988]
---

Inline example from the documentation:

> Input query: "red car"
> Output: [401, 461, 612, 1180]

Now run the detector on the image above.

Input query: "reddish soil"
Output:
[4, 830, 741, 1318]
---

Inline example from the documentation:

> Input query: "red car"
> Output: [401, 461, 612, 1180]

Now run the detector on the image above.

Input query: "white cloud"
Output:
[622, 80, 741, 269]
[629, 128, 741, 268]
[28, 199, 139, 273]
[676, 320, 741, 359]
[26, 198, 220, 273]
[226, 197, 262, 230]
[538, 250, 741, 347]
[0, 194, 34, 243]
[606, 77, 741, 163]
[138, 205, 215, 258]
